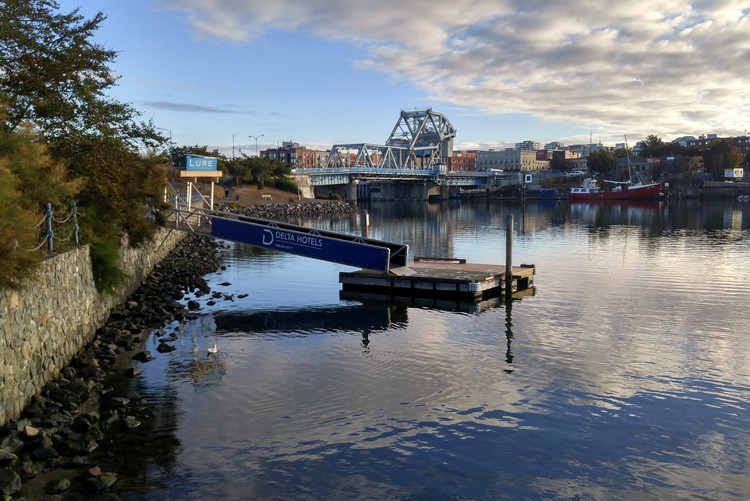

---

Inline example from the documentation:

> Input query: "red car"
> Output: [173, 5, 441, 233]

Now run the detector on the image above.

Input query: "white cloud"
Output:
[159, 0, 750, 139]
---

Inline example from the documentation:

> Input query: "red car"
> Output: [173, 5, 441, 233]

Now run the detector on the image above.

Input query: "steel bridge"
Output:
[295, 108, 490, 188]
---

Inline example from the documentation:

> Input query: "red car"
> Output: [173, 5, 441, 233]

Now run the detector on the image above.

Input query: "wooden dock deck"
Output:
[339, 257, 535, 300]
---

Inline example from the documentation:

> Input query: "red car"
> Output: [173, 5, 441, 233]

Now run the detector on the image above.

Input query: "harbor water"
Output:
[108, 199, 750, 499]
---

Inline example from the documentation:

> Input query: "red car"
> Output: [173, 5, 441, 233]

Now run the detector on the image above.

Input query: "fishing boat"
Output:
[570, 177, 662, 201]
[570, 136, 661, 201]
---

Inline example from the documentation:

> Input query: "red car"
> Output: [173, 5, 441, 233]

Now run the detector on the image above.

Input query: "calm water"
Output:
[111, 200, 750, 500]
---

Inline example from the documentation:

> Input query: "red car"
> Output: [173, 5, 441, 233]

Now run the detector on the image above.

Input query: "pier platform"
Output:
[339, 257, 535, 301]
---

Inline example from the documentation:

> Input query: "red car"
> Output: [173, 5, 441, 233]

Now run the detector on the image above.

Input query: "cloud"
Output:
[143, 100, 255, 114]
[160, 0, 750, 139]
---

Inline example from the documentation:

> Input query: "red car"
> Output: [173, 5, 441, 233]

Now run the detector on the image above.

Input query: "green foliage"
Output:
[613, 148, 629, 158]
[81, 214, 129, 291]
[0, 1, 172, 291]
[271, 176, 299, 193]
[0, 161, 41, 289]
[587, 149, 614, 177]
[639, 135, 666, 158]
[703, 140, 743, 178]
[0, 124, 81, 289]
[232, 155, 295, 191]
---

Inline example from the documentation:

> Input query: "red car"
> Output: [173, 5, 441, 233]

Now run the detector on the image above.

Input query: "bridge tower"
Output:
[386, 108, 457, 165]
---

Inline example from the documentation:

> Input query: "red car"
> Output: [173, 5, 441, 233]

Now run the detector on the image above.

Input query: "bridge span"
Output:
[292, 108, 518, 201]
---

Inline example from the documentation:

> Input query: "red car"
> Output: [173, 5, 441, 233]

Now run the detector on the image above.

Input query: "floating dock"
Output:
[339, 257, 535, 301]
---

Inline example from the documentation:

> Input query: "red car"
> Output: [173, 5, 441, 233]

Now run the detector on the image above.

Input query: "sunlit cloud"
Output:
[159, 0, 750, 139]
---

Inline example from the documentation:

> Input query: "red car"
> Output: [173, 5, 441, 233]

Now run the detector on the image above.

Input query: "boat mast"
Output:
[624, 134, 634, 184]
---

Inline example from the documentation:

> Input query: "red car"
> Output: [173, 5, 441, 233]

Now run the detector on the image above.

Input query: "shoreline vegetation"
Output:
[0, 200, 356, 498]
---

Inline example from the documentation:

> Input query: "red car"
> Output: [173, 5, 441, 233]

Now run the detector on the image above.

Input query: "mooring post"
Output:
[44, 202, 54, 252]
[360, 210, 369, 238]
[505, 213, 513, 299]
[72, 201, 79, 246]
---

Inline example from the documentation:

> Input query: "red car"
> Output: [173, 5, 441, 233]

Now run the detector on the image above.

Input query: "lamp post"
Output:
[249, 134, 264, 158]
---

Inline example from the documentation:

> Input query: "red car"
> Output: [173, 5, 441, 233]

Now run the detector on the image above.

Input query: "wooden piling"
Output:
[505, 214, 513, 299]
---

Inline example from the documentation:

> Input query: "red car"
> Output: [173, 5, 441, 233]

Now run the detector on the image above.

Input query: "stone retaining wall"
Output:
[0, 229, 185, 428]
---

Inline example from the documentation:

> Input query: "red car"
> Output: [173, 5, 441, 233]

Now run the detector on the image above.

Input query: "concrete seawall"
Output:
[0, 229, 185, 428]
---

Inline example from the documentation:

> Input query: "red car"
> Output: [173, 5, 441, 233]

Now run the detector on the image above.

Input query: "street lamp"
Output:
[249, 134, 264, 157]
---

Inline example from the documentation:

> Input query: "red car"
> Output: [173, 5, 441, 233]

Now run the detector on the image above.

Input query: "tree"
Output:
[587, 149, 614, 177]
[639, 135, 665, 158]
[0, 120, 81, 288]
[0, 1, 165, 150]
[703, 140, 743, 178]
[0, 0, 170, 290]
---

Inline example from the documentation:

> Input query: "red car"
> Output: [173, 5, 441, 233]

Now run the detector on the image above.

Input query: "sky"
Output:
[58, 0, 750, 157]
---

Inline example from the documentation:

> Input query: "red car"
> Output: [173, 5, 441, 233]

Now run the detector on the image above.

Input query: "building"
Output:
[477, 149, 550, 172]
[447, 150, 477, 172]
[685, 134, 750, 159]
[261, 141, 325, 170]
[614, 156, 659, 180]
[515, 140, 541, 151]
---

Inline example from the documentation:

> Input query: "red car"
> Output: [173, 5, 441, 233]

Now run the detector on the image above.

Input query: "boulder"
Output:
[44, 477, 71, 494]
[0, 467, 21, 496]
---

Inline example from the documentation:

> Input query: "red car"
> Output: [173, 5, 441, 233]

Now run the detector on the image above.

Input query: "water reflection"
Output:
[101, 199, 750, 500]
[504, 299, 514, 371]
[212, 304, 407, 334]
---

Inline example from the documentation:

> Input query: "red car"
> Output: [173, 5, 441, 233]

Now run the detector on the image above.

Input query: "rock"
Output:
[16, 460, 39, 481]
[65, 434, 99, 455]
[0, 467, 21, 496]
[121, 415, 141, 430]
[156, 342, 176, 353]
[70, 415, 94, 433]
[0, 436, 24, 455]
[85, 471, 118, 492]
[31, 444, 59, 461]
[21, 402, 45, 420]
[107, 397, 130, 409]
[187, 300, 200, 310]
[44, 477, 71, 494]
[131, 351, 153, 362]
[0, 449, 18, 468]
[124, 367, 142, 378]
[23, 425, 40, 439]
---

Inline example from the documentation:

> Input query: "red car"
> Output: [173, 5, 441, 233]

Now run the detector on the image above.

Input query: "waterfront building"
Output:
[477, 149, 550, 172]
[448, 150, 478, 172]
[261, 141, 325, 170]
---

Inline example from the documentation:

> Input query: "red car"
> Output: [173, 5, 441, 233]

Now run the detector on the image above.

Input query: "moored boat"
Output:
[571, 134, 661, 201]
[570, 178, 662, 201]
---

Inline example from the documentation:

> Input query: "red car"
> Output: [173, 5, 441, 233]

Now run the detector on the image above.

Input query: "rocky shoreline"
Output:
[0, 200, 357, 499]
[217, 199, 360, 219]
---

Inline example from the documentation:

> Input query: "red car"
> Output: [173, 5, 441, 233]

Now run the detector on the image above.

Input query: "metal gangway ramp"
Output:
[163, 182, 408, 273]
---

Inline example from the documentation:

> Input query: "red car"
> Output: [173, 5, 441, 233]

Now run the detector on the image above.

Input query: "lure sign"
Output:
[186, 155, 218, 171]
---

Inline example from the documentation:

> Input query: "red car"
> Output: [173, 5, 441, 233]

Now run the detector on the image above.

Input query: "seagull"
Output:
[207, 343, 218, 356]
